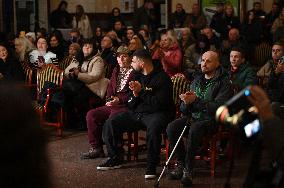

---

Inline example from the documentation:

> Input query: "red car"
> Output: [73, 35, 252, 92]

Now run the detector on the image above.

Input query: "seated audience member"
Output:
[29, 37, 58, 68]
[113, 20, 126, 43]
[100, 36, 118, 78]
[92, 26, 104, 50]
[266, 49, 284, 118]
[257, 41, 284, 78]
[63, 40, 108, 129]
[183, 34, 214, 78]
[178, 27, 196, 55]
[48, 30, 68, 62]
[167, 51, 233, 186]
[25, 32, 36, 45]
[14, 37, 35, 63]
[59, 42, 81, 70]
[0, 43, 24, 81]
[125, 27, 135, 45]
[128, 34, 144, 55]
[220, 28, 247, 69]
[81, 46, 134, 159]
[68, 28, 84, 47]
[36, 27, 48, 40]
[138, 28, 152, 50]
[202, 27, 221, 49]
[271, 7, 284, 36]
[106, 30, 121, 49]
[0, 83, 50, 188]
[229, 47, 256, 91]
[97, 49, 175, 180]
[152, 32, 182, 77]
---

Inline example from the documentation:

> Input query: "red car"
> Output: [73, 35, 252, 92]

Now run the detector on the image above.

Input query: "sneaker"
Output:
[81, 148, 105, 159]
[181, 169, 193, 186]
[96, 156, 123, 170]
[168, 162, 184, 180]
[145, 165, 156, 179]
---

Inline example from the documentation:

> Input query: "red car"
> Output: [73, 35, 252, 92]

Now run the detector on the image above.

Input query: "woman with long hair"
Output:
[72, 5, 93, 39]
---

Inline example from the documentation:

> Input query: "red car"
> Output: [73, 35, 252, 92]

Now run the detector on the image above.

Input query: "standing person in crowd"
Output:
[108, 7, 125, 31]
[81, 46, 134, 159]
[29, 37, 58, 68]
[271, 7, 284, 42]
[48, 30, 68, 62]
[214, 3, 240, 40]
[14, 37, 34, 63]
[183, 3, 207, 39]
[72, 5, 93, 40]
[152, 32, 182, 77]
[210, 2, 225, 33]
[264, 2, 280, 41]
[241, 10, 263, 62]
[133, 0, 158, 40]
[49, 0, 72, 29]
[248, 2, 266, 21]
[169, 3, 187, 29]
[0, 43, 24, 81]
[63, 40, 108, 130]
[229, 47, 256, 92]
[167, 51, 232, 186]
[97, 49, 175, 180]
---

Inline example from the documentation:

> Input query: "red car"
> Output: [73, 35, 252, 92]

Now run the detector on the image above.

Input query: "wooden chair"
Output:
[33, 64, 64, 136]
[58, 56, 75, 71]
[254, 42, 272, 67]
[127, 73, 190, 161]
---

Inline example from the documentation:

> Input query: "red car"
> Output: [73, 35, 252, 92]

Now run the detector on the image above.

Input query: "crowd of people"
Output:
[0, 0, 284, 187]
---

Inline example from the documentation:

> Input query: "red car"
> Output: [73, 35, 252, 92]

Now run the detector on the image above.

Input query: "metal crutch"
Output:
[154, 120, 190, 188]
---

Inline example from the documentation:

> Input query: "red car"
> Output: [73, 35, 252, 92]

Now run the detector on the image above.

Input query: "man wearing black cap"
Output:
[97, 49, 175, 179]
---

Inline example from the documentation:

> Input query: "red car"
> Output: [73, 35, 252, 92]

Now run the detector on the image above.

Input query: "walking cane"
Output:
[154, 119, 190, 188]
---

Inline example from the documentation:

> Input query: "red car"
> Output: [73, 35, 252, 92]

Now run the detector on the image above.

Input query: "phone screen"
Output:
[244, 119, 260, 137]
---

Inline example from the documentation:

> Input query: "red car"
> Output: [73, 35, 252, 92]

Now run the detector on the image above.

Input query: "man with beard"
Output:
[166, 50, 233, 186]
[97, 49, 175, 180]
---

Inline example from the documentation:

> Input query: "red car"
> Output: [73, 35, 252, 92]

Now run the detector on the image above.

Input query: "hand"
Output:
[0, 73, 3, 80]
[129, 81, 142, 97]
[179, 91, 196, 105]
[73, 68, 80, 76]
[247, 86, 273, 121]
[38, 61, 45, 67]
[106, 96, 120, 106]
[275, 63, 284, 75]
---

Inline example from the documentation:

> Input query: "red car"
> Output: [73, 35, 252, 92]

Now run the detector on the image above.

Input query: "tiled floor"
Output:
[47, 131, 250, 188]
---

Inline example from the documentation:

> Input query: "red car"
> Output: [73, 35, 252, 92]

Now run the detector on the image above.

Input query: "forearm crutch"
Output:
[154, 119, 190, 188]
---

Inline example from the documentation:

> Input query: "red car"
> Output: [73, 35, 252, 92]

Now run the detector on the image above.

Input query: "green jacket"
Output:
[230, 62, 256, 91]
[180, 67, 233, 121]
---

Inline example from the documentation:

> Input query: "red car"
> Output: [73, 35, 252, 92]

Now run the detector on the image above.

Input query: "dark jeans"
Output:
[103, 111, 172, 167]
[166, 116, 216, 171]
[86, 105, 128, 148]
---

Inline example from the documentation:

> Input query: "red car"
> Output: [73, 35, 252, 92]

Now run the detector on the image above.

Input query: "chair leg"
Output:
[210, 136, 217, 177]
[127, 132, 132, 161]
[134, 131, 138, 161]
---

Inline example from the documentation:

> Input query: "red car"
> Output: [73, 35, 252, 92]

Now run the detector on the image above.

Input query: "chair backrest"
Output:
[171, 73, 190, 107]
[21, 61, 33, 85]
[37, 64, 64, 94]
[58, 56, 74, 70]
[254, 42, 272, 67]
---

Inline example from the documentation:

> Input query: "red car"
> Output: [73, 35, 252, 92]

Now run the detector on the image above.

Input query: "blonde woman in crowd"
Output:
[14, 37, 35, 63]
